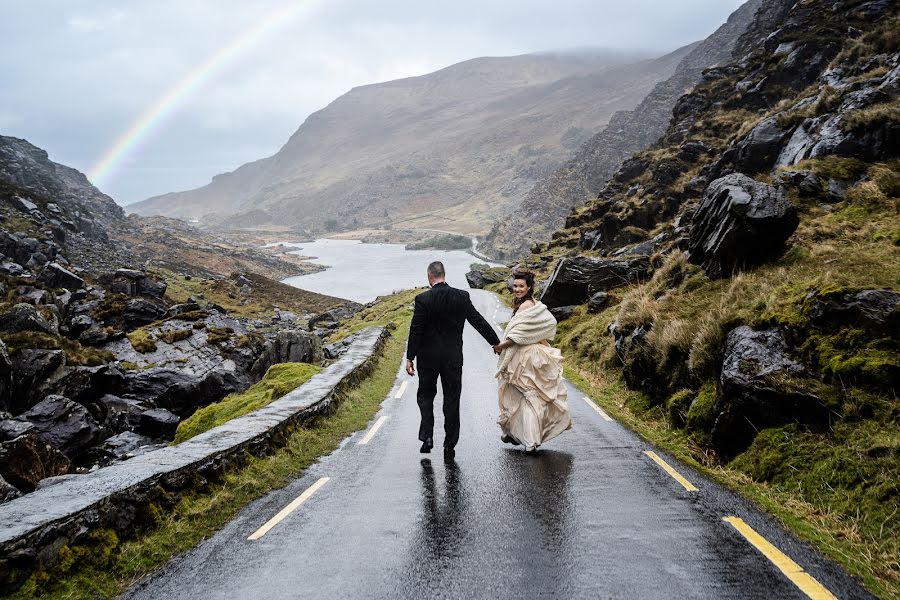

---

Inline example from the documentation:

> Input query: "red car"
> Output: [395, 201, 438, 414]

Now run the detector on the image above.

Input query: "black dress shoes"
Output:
[443, 447, 455, 460]
[420, 438, 433, 453]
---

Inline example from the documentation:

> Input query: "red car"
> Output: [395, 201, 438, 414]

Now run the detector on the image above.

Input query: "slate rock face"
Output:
[0, 432, 72, 491]
[0, 340, 11, 413]
[549, 305, 577, 321]
[687, 173, 798, 278]
[39, 262, 84, 291]
[0, 303, 57, 335]
[9, 349, 66, 414]
[711, 326, 832, 459]
[732, 117, 792, 174]
[0, 474, 20, 504]
[540, 256, 650, 309]
[16, 395, 101, 456]
[587, 292, 612, 314]
[805, 289, 900, 331]
[138, 408, 180, 439]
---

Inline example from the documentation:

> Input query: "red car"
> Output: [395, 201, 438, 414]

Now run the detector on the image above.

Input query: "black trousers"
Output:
[416, 364, 463, 449]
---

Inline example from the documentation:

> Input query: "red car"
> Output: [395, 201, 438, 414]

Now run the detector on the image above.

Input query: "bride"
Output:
[492, 269, 572, 452]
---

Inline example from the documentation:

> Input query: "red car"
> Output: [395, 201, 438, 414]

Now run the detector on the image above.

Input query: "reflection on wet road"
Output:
[124, 290, 870, 600]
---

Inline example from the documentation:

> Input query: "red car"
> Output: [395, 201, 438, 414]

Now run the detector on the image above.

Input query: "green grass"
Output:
[8, 293, 414, 600]
[327, 288, 420, 343]
[173, 362, 322, 443]
[564, 366, 899, 599]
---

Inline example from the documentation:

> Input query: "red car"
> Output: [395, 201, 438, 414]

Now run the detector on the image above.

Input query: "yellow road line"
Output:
[394, 380, 408, 399]
[644, 450, 698, 492]
[723, 517, 838, 600]
[358, 415, 387, 445]
[248, 477, 329, 541]
[582, 396, 613, 421]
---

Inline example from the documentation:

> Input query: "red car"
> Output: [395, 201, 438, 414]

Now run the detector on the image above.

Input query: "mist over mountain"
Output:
[480, 0, 764, 258]
[129, 49, 689, 234]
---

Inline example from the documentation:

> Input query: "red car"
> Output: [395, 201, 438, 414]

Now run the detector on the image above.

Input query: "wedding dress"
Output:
[496, 302, 571, 451]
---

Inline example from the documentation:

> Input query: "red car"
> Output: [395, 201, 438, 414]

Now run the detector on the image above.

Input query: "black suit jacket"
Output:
[407, 282, 500, 368]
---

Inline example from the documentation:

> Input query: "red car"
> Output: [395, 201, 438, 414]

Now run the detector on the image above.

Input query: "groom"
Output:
[406, 261, 500, 459]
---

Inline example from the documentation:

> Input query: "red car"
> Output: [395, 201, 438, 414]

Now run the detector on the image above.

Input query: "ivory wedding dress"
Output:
[495, 302, 572, 451]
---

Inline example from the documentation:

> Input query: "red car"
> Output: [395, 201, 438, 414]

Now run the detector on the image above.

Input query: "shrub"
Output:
[666, 389, 696, 428]
[127, 329, 157, 354]
[687, 381, 717, 434]
[173, 362, 322, 443]
[157, 329, 192, 344]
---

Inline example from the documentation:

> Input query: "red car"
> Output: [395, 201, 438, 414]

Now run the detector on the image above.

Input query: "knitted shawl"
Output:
[496, 302, 557, 373]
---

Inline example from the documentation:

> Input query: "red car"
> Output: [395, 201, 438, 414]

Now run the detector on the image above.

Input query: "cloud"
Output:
[67, 11, 124, 33]
[2, 0, 747, 203]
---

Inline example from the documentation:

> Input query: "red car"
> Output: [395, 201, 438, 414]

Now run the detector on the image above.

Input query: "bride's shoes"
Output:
[500, 434, 516, 444]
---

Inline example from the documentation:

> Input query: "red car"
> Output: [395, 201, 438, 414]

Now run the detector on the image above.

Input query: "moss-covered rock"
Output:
[666, 389, 695, 428]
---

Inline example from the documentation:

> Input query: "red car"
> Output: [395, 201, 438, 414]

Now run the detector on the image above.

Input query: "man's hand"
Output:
[406, 359, 416, 376]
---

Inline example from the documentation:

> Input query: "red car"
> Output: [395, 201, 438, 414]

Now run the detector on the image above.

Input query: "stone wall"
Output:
[0, 326, 388, 592]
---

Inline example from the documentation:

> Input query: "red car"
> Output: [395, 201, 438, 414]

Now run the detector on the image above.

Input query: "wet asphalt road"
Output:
[124, 290, 873, 600]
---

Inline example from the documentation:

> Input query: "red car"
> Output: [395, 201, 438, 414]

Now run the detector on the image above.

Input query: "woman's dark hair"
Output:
[511, 269, 536, 314]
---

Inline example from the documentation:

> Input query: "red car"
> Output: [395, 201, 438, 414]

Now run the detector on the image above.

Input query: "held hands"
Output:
[492, 344, 501, 355]
[406, 359, 416, 376]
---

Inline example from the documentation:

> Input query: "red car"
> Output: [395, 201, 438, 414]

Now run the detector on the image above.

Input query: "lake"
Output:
[280, 238, 499, 303]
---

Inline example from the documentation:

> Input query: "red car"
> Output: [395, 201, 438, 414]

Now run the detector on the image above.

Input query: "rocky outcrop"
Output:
[0, 326, 387, 593]
[13, 396, 100, 457]
[0, 303, 58, 335]
[0, 432, 71, 492]
[687, 174, 798, 278]
[465, 266, 512, 290]
[479, 0, 764, 259]
[540, 256, 650, 309]
[711, 326, 834, 459]
[8, 350, 66, 414]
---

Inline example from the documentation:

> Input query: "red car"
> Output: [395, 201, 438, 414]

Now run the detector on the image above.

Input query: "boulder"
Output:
[39, 262, 84, 290]
[138, 408, 180, 439]
[611, 233, 669, 258]
[465, 270, 487, 289]
[549, 305, 577, 321]
[0, 474, 21, 503]
[0, 339, 11, 412]
[68, 314, 96, 337]
[101, 431, 160, 460]
[0, 432, 72, 491]
[0, 415, 35, 441]
[49, 365, 124, 418]
[711, 326, 832, 459]
[587, 292, 612, 314]
[732, 117, 792, 174]
[324, 334, 356, 360]
[0, 303, 57, 335]
[124, 298, 166, 328]
[99, 394, 145, 432]
[687, 174, 799, 278]
[17, 395, 101, 456]
[579, 230, 604, 251]
[105, 269, 167, 299]
[540, 256, 651, 309]
[9, 349, 66, 414]
[124, 366, 242, 418]
[308, 303, 364, 330]
[804, 288, 900, 331]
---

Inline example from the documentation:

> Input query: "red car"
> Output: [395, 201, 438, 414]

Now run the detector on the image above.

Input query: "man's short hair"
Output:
[427, 261, 445, 278]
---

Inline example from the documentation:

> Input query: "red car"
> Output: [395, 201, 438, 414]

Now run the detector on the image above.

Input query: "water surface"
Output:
[280, 238, 498, 303]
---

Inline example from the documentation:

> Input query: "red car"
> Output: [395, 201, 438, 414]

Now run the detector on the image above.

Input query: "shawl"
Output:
[496, 302, 557, 374]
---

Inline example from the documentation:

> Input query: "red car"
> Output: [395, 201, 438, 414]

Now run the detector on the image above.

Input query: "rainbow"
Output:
[89, 0, 319, 190]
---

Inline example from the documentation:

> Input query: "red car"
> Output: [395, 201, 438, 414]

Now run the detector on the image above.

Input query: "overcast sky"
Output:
[1, 0, 745, 205]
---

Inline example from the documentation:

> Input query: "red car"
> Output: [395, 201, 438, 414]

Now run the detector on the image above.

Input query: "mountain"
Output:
[479, 0, 764, 259]
[130, 50, 692, 234]
[486, 0, 898, 594]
